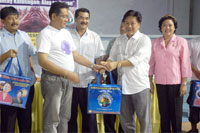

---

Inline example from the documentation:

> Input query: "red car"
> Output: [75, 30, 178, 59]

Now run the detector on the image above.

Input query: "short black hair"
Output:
[4, 82, 13, 90]
[0, 6, 19, 20]
[158, 14, 178, 33]
[17, 90, 23, 95]
[122, 10, 142, 23]
[197, 91, 200, 97]
[49, 2, 69, 20]
[75, 8, 90, 19]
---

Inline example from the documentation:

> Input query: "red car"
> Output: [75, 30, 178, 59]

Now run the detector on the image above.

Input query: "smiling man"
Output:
[68, 8, 105, 133]
[36, 3, 105, 133]
[0, 6, 36, 132]
[102, 10, 152, 132]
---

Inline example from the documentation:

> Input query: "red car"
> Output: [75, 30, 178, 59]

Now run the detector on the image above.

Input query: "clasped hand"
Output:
[100, 61, 118, 72]
[92, 64, 108, 73]
[7, 49, 17, 58]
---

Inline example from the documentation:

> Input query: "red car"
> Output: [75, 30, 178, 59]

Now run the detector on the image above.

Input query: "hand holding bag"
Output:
[87, 72, 122, 114]
[0, 57, 32, 108]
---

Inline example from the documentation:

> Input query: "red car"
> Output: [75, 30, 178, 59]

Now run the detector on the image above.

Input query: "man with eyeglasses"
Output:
[36, 2, 106, 133]
[68, 8, 105, 133]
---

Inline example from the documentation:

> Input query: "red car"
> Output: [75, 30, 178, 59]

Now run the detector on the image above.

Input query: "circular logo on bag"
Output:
[97, 93, 113, 108]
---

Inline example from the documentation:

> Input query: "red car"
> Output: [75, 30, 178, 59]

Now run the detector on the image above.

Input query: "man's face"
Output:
[124, 16, 140, 38]
[17, 91, 22, 98]
[120, 22, 126, 35]
[75, 12, 90, 31]
[1, 14, 19, 34]
[53, 8, 69, 29]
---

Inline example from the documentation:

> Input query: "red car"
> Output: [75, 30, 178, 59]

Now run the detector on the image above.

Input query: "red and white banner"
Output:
[0, 0, 78, 46]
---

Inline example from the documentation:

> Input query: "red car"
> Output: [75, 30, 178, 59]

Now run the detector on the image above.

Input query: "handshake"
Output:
[92, 61, 120, 73]
[67, 61, 121, 84]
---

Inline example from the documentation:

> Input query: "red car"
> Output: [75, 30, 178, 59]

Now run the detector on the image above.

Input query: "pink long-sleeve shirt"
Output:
[0, 91, 12, 104]
[149, 34, 192, 85]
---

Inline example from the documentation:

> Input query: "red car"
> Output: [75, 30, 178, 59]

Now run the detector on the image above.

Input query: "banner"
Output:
[0, 0, 78, 46]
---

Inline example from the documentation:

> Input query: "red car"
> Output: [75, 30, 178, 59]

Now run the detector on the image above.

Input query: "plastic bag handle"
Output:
[3, 57, 23, 76]
[96, 71, 114, 85]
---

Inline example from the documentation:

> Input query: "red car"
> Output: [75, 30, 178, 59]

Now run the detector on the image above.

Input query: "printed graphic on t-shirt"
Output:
[61, 40, 71, 55]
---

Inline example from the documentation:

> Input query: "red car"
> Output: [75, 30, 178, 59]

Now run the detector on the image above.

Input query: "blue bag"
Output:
[87, 72, 122, 114]
[191, 80, 200, 108]
[0, 58, 32, 108]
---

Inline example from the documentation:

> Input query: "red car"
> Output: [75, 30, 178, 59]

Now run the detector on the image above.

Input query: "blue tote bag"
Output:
[0, 57, 32, 108]
[191, 80, 200, 107]
[87, 72, 122, 114]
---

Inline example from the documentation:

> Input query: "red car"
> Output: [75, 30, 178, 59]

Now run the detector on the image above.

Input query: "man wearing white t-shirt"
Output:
[36, 2, 105, 133]
[68, 8, 105, 133]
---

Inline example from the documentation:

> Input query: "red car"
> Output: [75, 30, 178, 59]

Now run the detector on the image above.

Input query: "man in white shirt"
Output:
[187, 37, 200, 133]
[68, 8, 105, 133]
[36, 3, 105, 133]
[102, 10, 152, 133]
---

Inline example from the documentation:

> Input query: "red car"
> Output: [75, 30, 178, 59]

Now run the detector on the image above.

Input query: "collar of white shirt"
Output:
[125, 30, 141, 40]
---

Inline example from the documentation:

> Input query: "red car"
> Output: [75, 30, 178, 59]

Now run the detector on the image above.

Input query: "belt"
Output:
[42, 69, 65, 78]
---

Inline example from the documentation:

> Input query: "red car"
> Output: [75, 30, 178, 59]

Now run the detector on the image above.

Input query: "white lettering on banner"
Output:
[0, 0, 75, 6]
[0, 0, 12, 3]
[67, 2, 73, 6]
[41, 0, 51, 5]
[13, 0, 40, 5]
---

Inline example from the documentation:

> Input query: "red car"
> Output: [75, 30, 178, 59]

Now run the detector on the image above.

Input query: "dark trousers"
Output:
[104, 70, 123, 133]
[1, 85, 34, 133]
[187, 81, 200, 124]
[156, 84, 183, 133]
[68, 87, 97, 133]
[104, 114, 124, 133]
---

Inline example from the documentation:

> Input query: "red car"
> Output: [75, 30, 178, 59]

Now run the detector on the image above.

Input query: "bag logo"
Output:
[97, 93, 113, 108]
